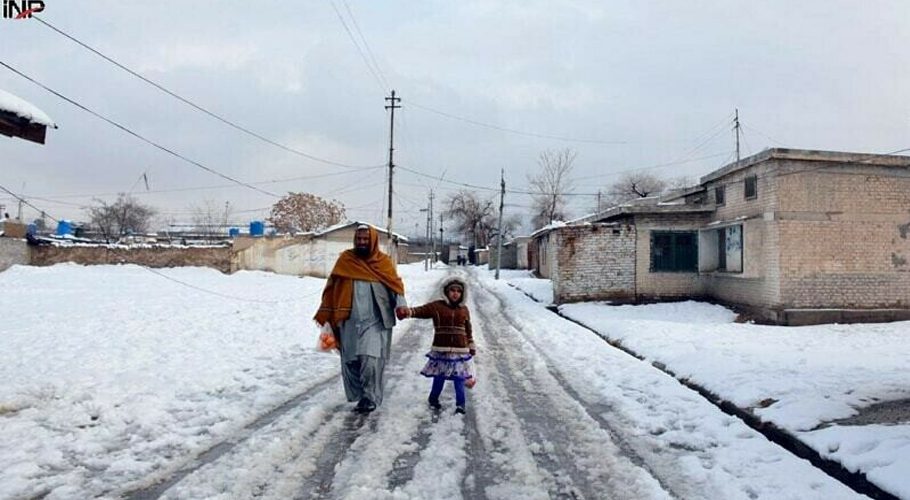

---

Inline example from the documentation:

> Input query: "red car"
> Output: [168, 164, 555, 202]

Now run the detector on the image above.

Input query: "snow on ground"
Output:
[506, 275, 910, 499]
[0, 262, 895, 498]
[0, 262, 449, 498]
[0, 264, 334, 498]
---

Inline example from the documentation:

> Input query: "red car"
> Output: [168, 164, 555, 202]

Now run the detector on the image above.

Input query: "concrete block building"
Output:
[532, 148, 910, 325]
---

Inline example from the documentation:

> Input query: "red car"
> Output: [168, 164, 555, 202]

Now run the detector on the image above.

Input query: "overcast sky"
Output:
[1, 0, 908, 237]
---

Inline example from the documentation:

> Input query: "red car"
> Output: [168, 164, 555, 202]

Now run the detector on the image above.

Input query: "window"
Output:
[715, 225, 743, 273]
[744, 175, 757, 199]
[650, 231, 698, 272]
[715, 185, 725, 206]
[717, 228, 727, 270]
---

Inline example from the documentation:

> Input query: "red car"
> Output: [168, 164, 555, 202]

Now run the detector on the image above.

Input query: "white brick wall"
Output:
[553, 224, 636, 303]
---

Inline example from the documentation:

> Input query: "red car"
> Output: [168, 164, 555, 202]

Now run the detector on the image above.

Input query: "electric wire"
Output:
[328, 0, 387, 93]
[0, 182, 59, 221]
[31, 16, 380, 170]
[408, 100, 630, 145]
[341, 0, 390, 89]
[0, 61, 280, 198]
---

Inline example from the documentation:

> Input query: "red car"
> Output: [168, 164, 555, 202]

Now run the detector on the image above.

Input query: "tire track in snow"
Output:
[490, 277, 762, 499]
[469, 273, 671, 500]
[123, 373, 341, 499]
[283, 278, 452, 498]
[124, 284, 434, 499]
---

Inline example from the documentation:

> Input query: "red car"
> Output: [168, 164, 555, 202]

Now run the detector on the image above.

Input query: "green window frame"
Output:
[650, 231, 698, 272]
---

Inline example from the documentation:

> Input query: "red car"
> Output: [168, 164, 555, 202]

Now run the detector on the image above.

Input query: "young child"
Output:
[396, 278, 476, 414]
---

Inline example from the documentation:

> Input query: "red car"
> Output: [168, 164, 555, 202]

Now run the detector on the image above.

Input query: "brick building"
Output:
[533, 148, 910, 325]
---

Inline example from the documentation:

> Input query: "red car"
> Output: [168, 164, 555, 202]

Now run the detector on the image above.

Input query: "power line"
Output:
[571, 151, 732, 181]
[328, 0, 387, 93]
[341, 0, 389, 89]
[20, 167, 384, 202]
[31, 16, 380, 170]
[1, 60, 280, 198]
[0, 182, 58, 221]
[139, 266, 312, 304]
[408, 101, 630, 145]
[743, 124, 789, 148]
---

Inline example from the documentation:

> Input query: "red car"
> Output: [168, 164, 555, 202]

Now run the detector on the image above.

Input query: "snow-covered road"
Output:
[0, 264, 868, 499]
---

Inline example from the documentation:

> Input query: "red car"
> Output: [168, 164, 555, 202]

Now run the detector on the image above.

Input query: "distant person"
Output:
[315, 224, 407, 413]
[397, 277, 476, 414]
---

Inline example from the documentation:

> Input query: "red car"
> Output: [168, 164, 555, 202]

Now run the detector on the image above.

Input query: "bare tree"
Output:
[191, 199, 234, 240]
[444, 190, 497, 247]
[267, 192, 345, 233]
[528, 148, 576, 229]
[87, 193, 157, 242]
[603, 173, 668, 206]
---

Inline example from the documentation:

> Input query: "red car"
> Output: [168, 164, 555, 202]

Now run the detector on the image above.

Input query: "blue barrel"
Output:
[250, 220, 265, 237]
[56, 220, 72, 236]
[27, 223, 37, 235]
[229, 227, 240, 238]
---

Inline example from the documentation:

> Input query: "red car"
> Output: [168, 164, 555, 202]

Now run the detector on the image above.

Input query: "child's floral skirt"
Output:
[420, 351, 475, 381]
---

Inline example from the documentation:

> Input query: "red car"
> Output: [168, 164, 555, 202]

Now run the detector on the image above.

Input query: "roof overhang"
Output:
[0, 110, 50, 144]
[0, 89, 57, 144]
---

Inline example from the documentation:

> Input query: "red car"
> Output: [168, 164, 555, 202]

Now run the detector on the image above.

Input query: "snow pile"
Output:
[504, 277, 910, 499]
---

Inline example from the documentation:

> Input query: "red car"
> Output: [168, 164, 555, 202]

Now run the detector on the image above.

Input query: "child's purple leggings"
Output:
[430, 376, 466, 407]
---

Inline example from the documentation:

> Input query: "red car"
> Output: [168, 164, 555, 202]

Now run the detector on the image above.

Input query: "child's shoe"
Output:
[428, 397, 442, 410]
[454, 405, 466, 415]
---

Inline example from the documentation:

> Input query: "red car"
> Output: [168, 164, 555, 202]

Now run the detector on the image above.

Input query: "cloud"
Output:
[136, 41, 258, 74]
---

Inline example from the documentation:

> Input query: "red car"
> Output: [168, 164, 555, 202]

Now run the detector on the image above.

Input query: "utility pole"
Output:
[421, 207, 430, 271]
[495, 169, 505, 280]
[597, 190, 602, 213]
[384, 90, 401, 254]
[17, 182, 24, 221]
[439, 213, 444, 264]
[429, 190, 435, 265]
[734, 108, 741, 164]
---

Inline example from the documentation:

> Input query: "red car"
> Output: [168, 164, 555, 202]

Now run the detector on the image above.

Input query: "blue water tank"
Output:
[229, 227, 240, 238]
[27, 223, 37, 235]
[250, 220, 265, 237]
[56, 220, 72, 236]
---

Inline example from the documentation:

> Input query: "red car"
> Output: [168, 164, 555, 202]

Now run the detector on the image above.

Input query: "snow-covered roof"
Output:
[529, 220, 567, 238]
[0, 89, 57, 128]
[314, 220, 409, 242]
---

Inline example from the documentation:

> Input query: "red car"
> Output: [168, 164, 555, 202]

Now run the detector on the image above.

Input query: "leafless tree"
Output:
[267, 192, 345, 233]
[500, 213, 523, 240]
[528, 148, 576, 229]
[87, 193, 157, 242]
[191, 199, 234, 240]
[602, 173, 699, 208]
[443, 190, 497, 247]
[603, 173, 668, 206]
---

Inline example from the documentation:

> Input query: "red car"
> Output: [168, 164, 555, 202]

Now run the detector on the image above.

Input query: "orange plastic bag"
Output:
[465, 377, 477, 389]
[316, 323, 339, 353]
